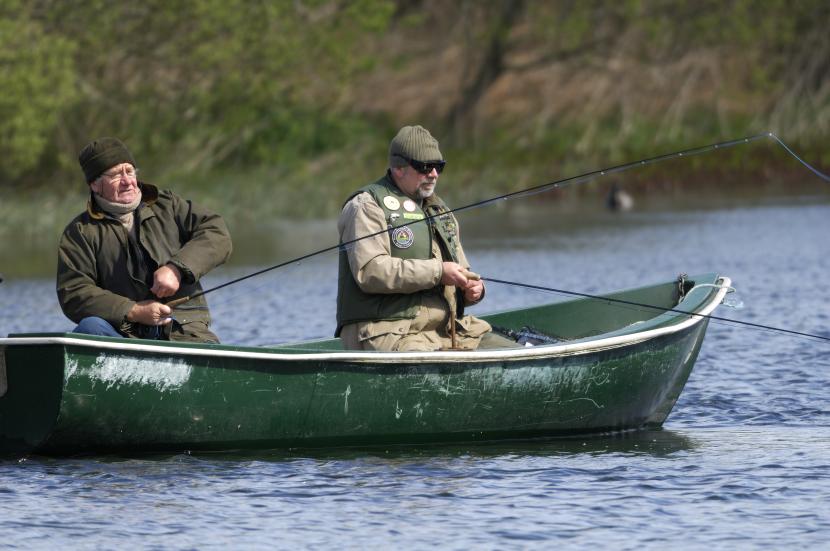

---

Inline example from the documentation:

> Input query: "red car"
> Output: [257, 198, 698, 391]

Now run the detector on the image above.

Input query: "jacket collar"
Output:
[86, 182, 159, 220]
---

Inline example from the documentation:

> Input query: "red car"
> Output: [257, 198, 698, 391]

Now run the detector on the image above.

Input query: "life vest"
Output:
[335, 173, 460, 335]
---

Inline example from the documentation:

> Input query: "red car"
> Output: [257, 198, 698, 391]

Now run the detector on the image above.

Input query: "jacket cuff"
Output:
[433, 258, 443, 286]
[166, 260, 195, 285]
[114, 300, 136, 329]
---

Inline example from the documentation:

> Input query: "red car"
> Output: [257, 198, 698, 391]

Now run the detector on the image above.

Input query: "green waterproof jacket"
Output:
[56, 183, 232, 343]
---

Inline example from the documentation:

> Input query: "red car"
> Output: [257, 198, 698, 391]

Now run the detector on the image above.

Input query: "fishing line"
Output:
[482, 276, 830, 343]
[768, 133, 830, 183]
[168, 131, 829, 307]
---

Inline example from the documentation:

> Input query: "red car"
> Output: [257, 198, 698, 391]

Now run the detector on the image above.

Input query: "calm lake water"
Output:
[1, 188, 829, 549]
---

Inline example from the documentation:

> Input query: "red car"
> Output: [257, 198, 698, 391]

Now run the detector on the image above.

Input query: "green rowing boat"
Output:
[0, 273, 730, 455]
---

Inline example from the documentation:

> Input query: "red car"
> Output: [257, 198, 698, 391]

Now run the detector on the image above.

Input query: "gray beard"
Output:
[417, 184, 435, 199]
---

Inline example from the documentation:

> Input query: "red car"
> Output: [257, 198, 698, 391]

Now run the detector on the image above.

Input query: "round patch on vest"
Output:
[391, 226, 415, 249]
[403, 199, 417, 212]
[383, 196, 401, 210]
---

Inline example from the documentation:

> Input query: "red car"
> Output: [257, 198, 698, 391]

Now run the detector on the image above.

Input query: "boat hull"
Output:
[1, 324, 708, 455]
[0, 274, 727, 455]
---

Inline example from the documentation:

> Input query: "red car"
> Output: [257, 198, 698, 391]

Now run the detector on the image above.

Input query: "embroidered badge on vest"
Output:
[391, 226, 415, 249]
[383, 196, 401, 210]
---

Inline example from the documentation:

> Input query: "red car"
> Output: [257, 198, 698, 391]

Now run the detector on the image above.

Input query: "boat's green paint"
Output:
[0, 274, 727, 455]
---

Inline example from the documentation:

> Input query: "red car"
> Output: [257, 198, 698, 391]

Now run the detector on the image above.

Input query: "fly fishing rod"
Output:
[167, 131, 829, 308]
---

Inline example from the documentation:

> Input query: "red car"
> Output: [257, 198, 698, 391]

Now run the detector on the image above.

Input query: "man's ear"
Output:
[89, 180, 100, 194]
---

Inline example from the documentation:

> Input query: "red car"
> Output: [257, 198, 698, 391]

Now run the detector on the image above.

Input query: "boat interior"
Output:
[268, 273, 720, 352]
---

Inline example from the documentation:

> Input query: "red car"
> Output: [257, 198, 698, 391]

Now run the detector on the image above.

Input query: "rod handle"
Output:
[462, 269, 481, 281]
[165, 295, 191, 308]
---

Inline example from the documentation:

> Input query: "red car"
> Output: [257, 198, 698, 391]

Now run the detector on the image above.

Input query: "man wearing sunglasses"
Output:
[336, 125, 514, 351]
[57, 137, 232, 343]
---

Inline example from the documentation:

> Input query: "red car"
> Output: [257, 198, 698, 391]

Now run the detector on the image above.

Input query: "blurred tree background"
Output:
[0, 0, 828, 271]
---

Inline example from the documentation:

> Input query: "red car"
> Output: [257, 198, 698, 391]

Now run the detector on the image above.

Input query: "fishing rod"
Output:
[167, 131, 829, 308]
[480, 275, 830, 343]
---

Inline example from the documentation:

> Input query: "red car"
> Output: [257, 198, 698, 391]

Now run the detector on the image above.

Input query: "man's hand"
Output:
[151, 264, 182, 298]
[442, 262, 485, 303]
[441, 262, 470, 287]
[127, 300, 173, 326]
[463, 277, 485, 303]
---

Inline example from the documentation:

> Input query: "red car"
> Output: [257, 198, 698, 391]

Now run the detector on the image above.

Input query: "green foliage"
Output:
[0, 0, 395, 185]
[0, 10, 77, 180]
[0, 0, 825, 195]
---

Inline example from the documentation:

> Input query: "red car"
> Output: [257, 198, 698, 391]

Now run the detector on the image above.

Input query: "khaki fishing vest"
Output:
[335, 174, 461, 335]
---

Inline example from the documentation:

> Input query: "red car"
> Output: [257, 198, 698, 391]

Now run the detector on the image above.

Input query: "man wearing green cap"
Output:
[57, 137, 232, 343]
[335, 125, 516, 351]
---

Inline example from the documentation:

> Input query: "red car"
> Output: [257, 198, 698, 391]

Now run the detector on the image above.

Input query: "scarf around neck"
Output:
[93, 192, 142, 234]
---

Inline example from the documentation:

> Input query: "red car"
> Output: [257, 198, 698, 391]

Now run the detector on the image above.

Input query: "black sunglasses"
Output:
[396, 155, 446, 175]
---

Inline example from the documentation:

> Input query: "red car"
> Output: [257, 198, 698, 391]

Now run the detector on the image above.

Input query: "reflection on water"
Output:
[81, 429, 696, 464]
